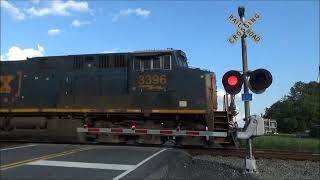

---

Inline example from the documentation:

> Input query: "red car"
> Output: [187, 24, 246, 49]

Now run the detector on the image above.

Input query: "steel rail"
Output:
[186, 148, 320, 161]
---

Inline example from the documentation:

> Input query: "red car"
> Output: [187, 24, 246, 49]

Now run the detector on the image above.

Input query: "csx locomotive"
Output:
[0, 49, 234, 145]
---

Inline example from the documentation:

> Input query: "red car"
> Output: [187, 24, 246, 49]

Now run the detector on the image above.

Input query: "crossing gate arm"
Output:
[76, 127, 228, 137]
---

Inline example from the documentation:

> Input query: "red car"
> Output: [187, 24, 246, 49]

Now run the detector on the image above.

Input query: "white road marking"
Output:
[0, 144, 37, 151]
[27, 160, 136, 171]
[112, 148, 167, 180]
[25, 148, 167, 179]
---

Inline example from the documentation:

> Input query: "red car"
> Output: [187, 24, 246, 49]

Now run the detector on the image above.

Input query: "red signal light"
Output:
[131, 122, 136, 130]
[227, 75, 238, 86]
[222, 70, 243, 95]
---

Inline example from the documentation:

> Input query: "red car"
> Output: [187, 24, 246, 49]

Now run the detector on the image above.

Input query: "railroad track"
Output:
[186, 148, 320, 161]
[1, 140, 319, 161]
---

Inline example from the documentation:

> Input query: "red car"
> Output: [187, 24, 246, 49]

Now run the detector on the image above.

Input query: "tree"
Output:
[264, 81, 320, 136]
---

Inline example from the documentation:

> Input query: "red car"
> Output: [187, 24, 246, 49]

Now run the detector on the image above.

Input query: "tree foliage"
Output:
[264, 81, 320, 136]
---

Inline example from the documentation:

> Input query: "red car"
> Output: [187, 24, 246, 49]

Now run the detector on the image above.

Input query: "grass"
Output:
[239, 134, 320, 153]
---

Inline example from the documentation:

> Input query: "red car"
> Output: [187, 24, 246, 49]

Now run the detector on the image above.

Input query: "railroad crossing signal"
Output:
[225, 6, 268, 174]
[222, 69, 272, 95]
[228, 12, 262, 44]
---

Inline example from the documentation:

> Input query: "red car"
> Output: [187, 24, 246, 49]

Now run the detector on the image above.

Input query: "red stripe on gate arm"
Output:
[88, 128, 99, 132]
[186, 131, 200, 136]
[111, 128, 123, 133]
[135, 129, 147, 134]
[160, 130, 173, 135]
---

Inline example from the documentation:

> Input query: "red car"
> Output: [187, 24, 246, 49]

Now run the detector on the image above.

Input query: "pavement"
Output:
[0, 143, 257, 180]
[0, 143, 171, 180]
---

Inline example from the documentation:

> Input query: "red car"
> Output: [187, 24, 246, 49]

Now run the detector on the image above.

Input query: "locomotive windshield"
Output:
[177, 54, 188, 67]
[177, 51, 188, 68]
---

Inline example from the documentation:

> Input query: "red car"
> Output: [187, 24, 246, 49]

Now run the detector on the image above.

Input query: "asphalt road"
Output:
[1, 143, 260, 180]
[0, 143, 172, 180]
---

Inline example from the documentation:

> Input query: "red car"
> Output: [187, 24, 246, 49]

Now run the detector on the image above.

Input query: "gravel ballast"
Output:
[194, 155, 320, 180]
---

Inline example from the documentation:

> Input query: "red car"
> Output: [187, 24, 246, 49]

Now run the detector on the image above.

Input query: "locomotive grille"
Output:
[98, 56, 109, 68]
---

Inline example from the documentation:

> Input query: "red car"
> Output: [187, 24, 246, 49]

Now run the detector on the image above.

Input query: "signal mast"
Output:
[223, 6, 273, 174]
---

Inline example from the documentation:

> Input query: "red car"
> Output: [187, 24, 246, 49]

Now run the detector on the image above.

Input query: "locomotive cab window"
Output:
[152, 57, 161, 69]
[134, 58, 140, 70]
[134, 55, 171, 71]
[163, 55, 171, 70]
[142, 60, 151, 70]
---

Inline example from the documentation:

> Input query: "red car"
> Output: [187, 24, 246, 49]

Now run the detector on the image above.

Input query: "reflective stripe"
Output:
[151, 109, 206, 114]
[0, 109, 9, 112]
[106, 109, 123, 113]
[126, 109, 141, 113]
[11, 109, 38, 112]
[88, 128, 99, 132]
[135, 129, 147, 134]
[111, 128, 123, 133]
[186, 131, 200, 136]
[160, 130, 173, 135]
[76, 128, 228, 137]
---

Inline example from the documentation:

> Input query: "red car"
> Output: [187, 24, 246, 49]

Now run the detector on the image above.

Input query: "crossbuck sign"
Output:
[228, 12, 261, 44]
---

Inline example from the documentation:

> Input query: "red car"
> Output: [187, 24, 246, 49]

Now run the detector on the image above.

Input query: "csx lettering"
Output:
[0, 75, 14, 93]
[138, 74, 167, 86]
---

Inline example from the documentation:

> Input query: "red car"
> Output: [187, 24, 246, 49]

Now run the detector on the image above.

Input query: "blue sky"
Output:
[1, 0, 319, 125]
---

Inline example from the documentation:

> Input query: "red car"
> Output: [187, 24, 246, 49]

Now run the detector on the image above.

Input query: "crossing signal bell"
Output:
[222, 70, 243, 95]
[248, 68, 272, 94]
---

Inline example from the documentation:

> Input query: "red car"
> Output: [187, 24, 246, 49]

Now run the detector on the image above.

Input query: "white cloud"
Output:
[0, 55, 4, 61]
[1, 44, 45, 61]
[235, 112, 245, 128]
[71, 19, 90, 27]
[26, 0, 90, 17]
[26, 7, 52, 16]
[217, 88, 241, 101]
[1, 0, 90, 20]
[217, 88, 226, 98]
[113, 8, 151, 22]
[216, 89, 255, 128]
[0, 0, 26, 20]
[121, 8, 150, 17]
[48, 29, 61, 36]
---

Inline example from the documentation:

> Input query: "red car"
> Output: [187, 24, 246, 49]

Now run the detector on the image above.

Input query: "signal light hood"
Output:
[248, 68, 272, 94]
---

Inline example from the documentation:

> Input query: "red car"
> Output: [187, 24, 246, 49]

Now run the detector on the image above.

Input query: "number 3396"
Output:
[138, 74, 167, 85]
